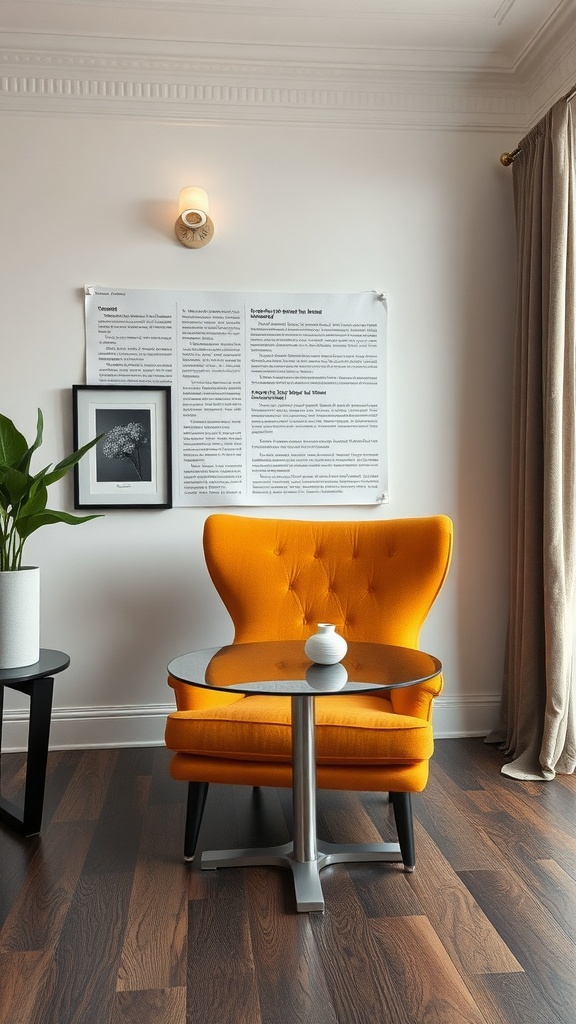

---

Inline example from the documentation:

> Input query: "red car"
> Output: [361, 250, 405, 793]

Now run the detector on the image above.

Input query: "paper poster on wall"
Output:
[84, 287, 388, 507]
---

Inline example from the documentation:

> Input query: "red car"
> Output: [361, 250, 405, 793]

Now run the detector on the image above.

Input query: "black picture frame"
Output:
[72, 385, 172, 509]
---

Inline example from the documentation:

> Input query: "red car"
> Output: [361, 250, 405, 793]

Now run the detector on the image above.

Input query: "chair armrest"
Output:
[167, 674, 244, 712]
[388, 673, 443, 722]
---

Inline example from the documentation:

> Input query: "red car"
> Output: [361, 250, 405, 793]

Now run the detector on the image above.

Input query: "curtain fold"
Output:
[487, 90, 576, 780]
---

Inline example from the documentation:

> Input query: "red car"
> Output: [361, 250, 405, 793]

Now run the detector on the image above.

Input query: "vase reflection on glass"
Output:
[304, 623, 348, 665]
[305, 661, 348, 691]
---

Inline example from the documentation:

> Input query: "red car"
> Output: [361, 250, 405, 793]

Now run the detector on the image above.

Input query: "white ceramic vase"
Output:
[304, 623, 347, 665]
[0, 567, 40, 669]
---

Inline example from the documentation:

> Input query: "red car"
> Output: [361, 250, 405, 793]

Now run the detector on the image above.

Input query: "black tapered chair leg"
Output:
[184, 781, 209, 862]
[390, 792, 415, 872]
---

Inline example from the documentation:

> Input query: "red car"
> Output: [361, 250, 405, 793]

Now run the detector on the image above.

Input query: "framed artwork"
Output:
[72, 385, 172, 509]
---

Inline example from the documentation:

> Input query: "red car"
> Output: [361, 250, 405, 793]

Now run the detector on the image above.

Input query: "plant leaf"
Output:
[16, 509, 102, 540]
[17, 409, 44, 475]
[0, 414, 29, 469]
[20, 481, 48, 518]
[0, 410, 104, 569]
[43, 434, 103, 486]
[0, 466, 32, 508]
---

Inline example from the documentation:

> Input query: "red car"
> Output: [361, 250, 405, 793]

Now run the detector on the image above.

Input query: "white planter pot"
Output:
[304, 623, 348, 665]
[0, 567, 40, 669]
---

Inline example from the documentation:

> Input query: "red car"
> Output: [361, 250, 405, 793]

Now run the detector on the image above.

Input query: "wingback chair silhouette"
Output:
[165, 514, 453, 870]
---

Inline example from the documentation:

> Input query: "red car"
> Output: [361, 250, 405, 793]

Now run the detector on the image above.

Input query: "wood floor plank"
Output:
[432, 738, 488, 791]
[414, 767, 508, 872]
[461, 868, 576, 1022]
[530, 776, 576, 830]
[236, 783, 291, 849]
[467, 972, 570, 1024]
[352, 860, 424, 918]
[357, 789, 404, 840]
[460, 779, 576, 882]
[370, 914, 488, 1024]
[116, 804, 189, 991]
[499, 778, 576, 841]
[0, 751, 27, 801]
[477, 764, 576, 836]
[1, 749, 73, 829]
[0, 950, 55, 1024]
[317, 787, 392, 845]
[531, 858, 576, 942]
[38, 870, 135, 1024]
[148, 747, 186, 805]
[81, 766, 149, 877]
[0, 830, 39, 931]
[315, 865, 493, 1023]
[0, 821, 95, 953]
[52, 748, 118, 823]
[407, 820, 522, 976]
[187, 893, 262, 1024]
[111, 987, 186, 1024]
[186, 782, 292, 902]
[557, 770, 576, 792]
[40, 749, 87, 827]
[311, 870, 425, 1024]
[245, 865, 339, 1024]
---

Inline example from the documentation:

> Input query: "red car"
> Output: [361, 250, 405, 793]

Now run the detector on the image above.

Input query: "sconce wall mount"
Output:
[175, 186, 214, 248]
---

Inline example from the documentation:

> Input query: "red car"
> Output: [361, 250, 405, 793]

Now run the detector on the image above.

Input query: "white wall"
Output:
[0, 113, 516, 746]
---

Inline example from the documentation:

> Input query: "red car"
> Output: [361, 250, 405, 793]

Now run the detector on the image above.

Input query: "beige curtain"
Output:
[488, 89, 576, 780]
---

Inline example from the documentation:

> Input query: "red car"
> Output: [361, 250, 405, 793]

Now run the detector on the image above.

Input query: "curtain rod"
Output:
[500, 83, 576, 166]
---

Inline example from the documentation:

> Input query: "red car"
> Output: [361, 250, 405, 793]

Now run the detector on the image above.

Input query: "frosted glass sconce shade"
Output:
[175, 186, 214, 248]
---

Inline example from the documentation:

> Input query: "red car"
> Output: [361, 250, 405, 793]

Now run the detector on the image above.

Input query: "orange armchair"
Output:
[165, 514, 452, 869]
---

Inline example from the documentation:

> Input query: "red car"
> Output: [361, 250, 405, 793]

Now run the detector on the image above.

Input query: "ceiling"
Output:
[1, 0, 575, 128]
[0, 0, 571, 68]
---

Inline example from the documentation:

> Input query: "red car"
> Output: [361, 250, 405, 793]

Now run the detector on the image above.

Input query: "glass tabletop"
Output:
[167, 640, 442, 696]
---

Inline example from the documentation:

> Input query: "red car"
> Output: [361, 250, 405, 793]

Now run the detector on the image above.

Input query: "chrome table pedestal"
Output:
[201, 694, 402, 912]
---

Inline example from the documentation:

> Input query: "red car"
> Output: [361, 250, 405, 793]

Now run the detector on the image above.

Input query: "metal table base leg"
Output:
[201, 838, 403, 912]
[200, 694, 403, 912]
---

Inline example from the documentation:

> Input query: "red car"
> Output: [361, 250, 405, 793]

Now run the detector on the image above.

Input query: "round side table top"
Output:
[0, 649, 70, 683]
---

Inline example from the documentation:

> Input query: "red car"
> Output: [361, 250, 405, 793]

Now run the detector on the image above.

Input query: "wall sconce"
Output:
[175, 186, 214, 248]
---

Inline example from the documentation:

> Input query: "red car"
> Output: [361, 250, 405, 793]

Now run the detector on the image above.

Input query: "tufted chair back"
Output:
[203, 514, 452, 648]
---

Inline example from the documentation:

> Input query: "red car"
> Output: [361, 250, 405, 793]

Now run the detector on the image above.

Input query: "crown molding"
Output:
[521, 13, 576, 125]
[0, 17, 575, 131]
[1, 0, 576, 132]
[0, 46, 532, 130]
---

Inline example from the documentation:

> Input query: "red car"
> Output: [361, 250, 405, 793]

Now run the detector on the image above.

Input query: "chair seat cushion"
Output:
[165, 693, 433, 765]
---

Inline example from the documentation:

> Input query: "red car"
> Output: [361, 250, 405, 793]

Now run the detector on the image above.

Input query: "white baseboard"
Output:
[2, 702, 172, 751]
[1, 693, 501, 752]
[433, 692, 501, 739]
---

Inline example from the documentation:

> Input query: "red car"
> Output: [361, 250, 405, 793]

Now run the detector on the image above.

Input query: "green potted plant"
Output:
[0, 408, 102, 669]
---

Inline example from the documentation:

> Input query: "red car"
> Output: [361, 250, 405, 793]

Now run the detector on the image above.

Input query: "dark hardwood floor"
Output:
[1, 738, 576, 1024]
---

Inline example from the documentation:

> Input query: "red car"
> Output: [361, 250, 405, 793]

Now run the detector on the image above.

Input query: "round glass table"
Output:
[168, 640, 442, 912]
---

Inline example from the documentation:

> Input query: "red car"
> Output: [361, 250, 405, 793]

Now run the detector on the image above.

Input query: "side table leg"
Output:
[0, 676, 54, 837]
[22, 676, 54, 835]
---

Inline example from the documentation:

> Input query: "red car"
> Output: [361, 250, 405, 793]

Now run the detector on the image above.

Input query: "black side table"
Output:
[0, 649, 70, 836]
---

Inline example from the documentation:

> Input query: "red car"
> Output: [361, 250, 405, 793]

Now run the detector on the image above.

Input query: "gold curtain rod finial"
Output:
[500, 148, 520, 167]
